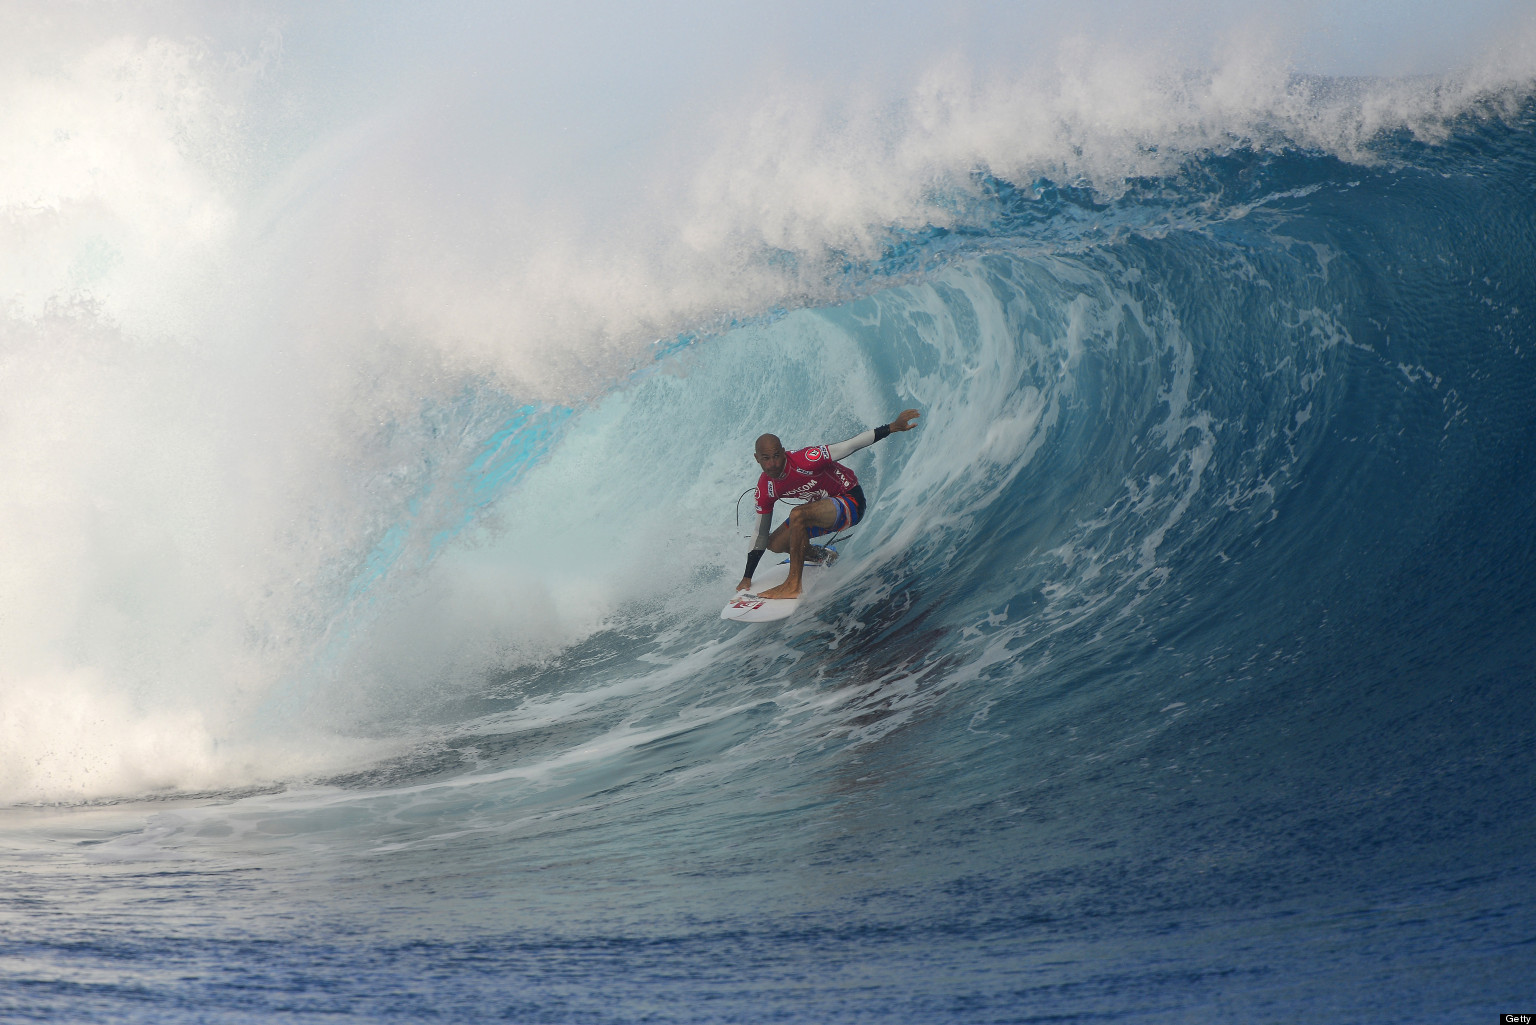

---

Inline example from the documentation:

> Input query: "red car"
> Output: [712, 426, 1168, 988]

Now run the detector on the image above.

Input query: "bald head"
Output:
[754, 433, 787, 478]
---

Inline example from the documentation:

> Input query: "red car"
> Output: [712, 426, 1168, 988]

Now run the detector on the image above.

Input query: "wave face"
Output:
[3, 9, 1535, 1022]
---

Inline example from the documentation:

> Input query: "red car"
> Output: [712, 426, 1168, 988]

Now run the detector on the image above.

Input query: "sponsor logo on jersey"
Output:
[803, 446, 825, 463]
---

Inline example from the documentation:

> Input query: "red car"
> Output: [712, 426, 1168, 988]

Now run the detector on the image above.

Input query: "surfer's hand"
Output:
[891, 408, 920, 432]
[736, 578, 752, 592]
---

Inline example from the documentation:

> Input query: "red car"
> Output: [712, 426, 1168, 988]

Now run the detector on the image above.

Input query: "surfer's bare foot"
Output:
[757, 581, 801, 600]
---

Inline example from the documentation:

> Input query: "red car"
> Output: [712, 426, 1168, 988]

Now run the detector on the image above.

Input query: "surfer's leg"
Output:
[765, 522, 793, 553]
[758, 499, 840, 599]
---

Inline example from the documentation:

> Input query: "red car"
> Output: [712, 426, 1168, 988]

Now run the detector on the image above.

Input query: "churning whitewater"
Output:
[2, 5, 1534, 1023]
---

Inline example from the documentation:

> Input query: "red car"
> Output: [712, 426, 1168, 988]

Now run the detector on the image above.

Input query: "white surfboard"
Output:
[721, 552, 834, 623]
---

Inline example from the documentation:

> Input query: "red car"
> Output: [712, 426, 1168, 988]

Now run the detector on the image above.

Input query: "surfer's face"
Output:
[754, 438, 787, 478]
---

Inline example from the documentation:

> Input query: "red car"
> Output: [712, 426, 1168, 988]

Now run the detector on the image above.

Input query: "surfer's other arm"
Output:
[825, 408, 921, 460]
[737, 513, 773, 591]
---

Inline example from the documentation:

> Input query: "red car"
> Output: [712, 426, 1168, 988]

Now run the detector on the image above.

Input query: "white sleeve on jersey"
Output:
[750, 511, 772, 551]
[826, 428, 878, 461]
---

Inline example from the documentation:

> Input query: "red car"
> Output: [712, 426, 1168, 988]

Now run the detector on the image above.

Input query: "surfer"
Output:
[738, 409, 921, 600]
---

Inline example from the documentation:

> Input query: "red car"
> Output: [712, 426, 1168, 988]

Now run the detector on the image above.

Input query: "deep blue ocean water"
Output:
[2, 76, 1534, 1024]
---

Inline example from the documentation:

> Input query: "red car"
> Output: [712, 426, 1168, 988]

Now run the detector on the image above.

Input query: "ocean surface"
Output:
[2, 10, 1534, 1023]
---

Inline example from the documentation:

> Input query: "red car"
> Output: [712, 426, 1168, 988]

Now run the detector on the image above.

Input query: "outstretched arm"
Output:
[825, 409, 921, 460]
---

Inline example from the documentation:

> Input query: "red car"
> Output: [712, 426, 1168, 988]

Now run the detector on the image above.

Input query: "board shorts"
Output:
[808, 485, 865, 538]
